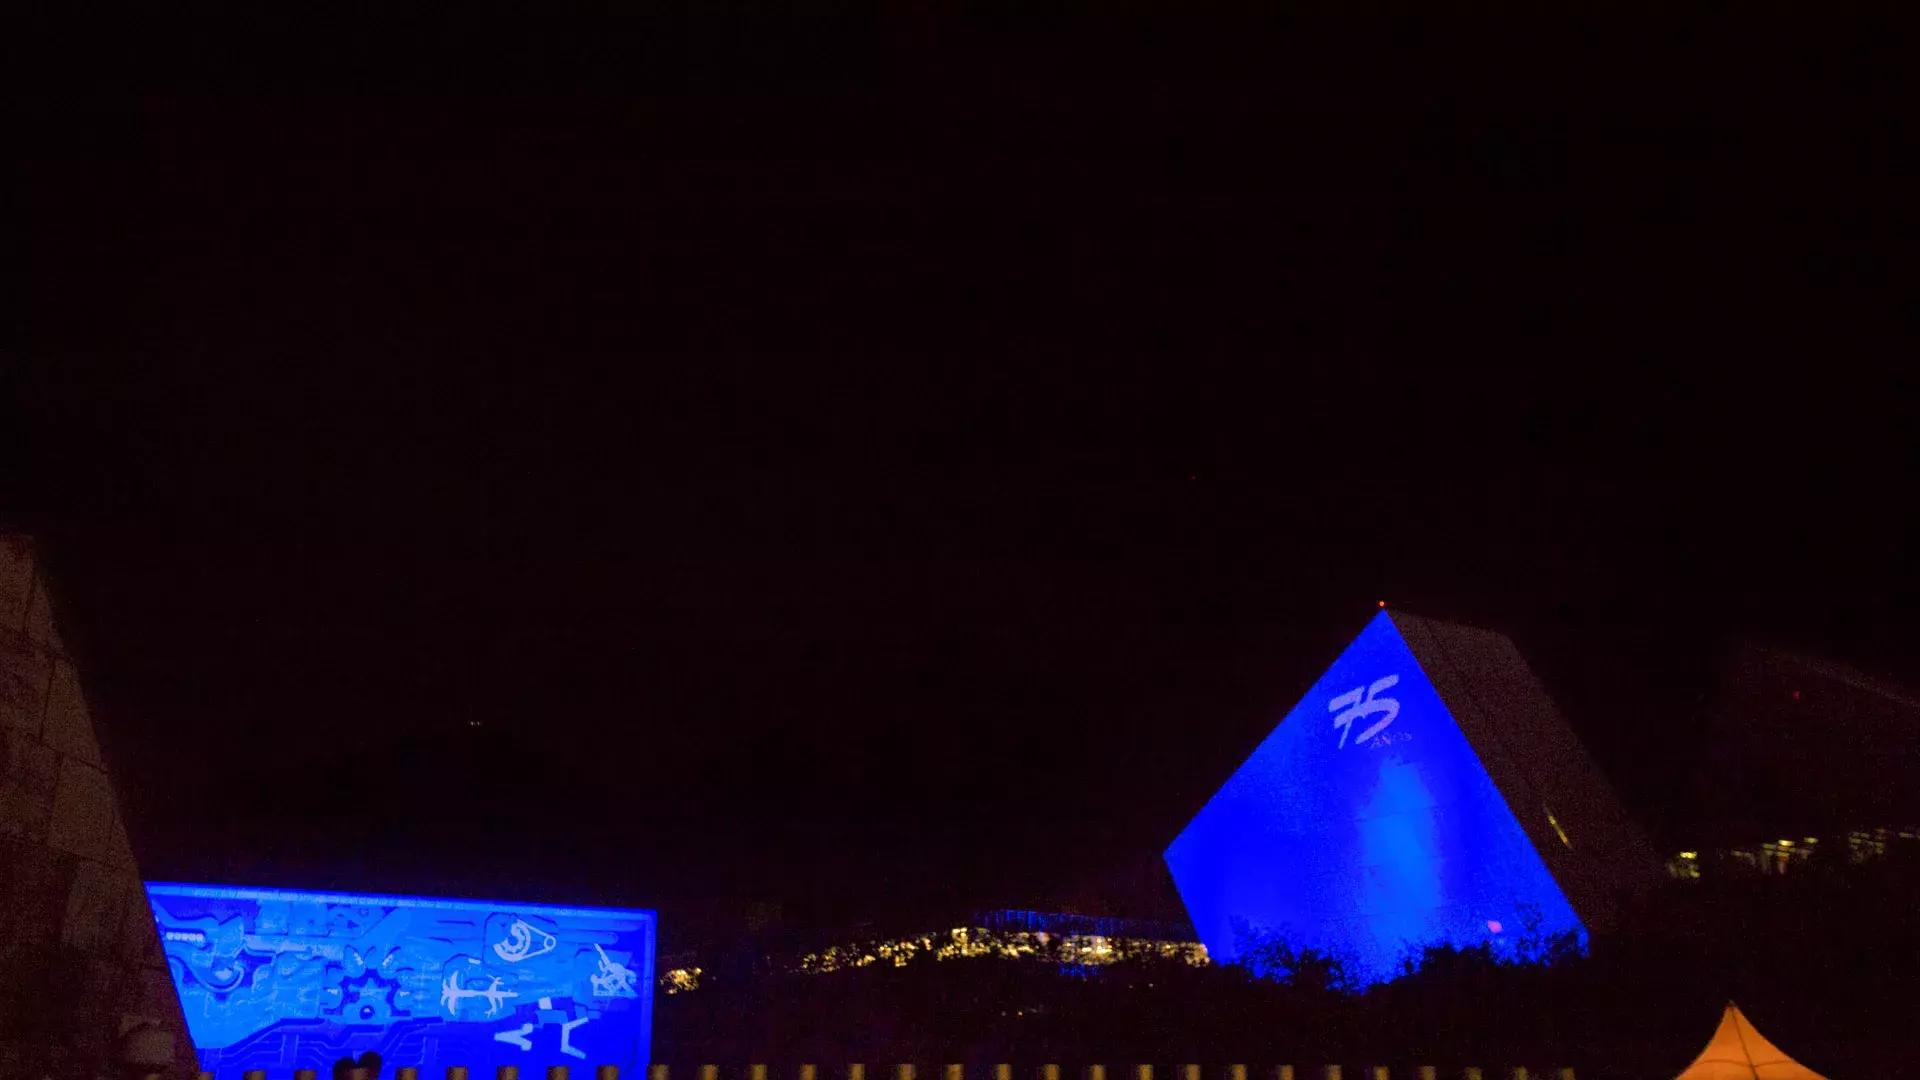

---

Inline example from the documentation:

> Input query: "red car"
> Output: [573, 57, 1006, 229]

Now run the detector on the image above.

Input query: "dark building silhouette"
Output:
[1693, 643, 1920, 849]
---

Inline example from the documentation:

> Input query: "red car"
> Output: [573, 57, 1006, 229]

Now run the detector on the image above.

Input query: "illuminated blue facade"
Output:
[145, 884, 655, 1077]
[1164, 611, 1586, 985]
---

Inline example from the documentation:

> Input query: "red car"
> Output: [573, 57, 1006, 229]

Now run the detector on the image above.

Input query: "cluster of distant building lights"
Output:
[797, 927, 1210, 975]
[1666, 826, 1919, 881]
[654, 829, 1920, 996]
[658, 926, 1209, 995]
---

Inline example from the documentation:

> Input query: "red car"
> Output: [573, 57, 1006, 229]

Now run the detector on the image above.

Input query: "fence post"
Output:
[1182, 1066, 1200, 1080]
[1041, 1067, 1061, 1080]
[1136, 1067, 1153, 1080]
[947, 1066, 965, 1080]
[296, 1071, 319, 1080]
[1462, 1071, 1483, 1080]
[597, 1069, 619, 1080]
[897, 1066, 916, 1080]
[995, 1066, 1012, 1080]
[398, 1069, 420, 1080]
[1555, 1072, 1574, 1080]
[1088, 1066, 1107, 1080]
[449, 1069, 471, 1080]
[1228, 1067, 1247, 1080]
[1372, 1070, 1389, 1080]
[800, 1067, 818, 1080]
[647, 1068, 666, 1080]
[753, 1066, 769, 1080]
[1323, 1069, 1341, 1080]
[1416, 1070, 1436, 1080]
[550, 1069, 570, 1080]
[700, 1066, 718, 1080]
[1275, 1068, 1294, 1080]
[1510, 1070, 1528, 1080]
[499, 1069, 520, 1080]
[849, 1066, 866, 1080]
[244, 1072, 267, 1080]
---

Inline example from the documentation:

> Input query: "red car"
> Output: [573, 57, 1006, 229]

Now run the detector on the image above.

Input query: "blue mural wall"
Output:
[145, 883, 655, 1077]
[1164, 611, 1585, 986]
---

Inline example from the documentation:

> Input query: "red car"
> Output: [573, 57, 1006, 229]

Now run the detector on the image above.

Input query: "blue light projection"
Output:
[1164, 611, 1586, 986]
[145, 883, 655, 1078]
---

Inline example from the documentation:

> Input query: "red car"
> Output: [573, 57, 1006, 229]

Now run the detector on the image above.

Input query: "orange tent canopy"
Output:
[1673, 1002, 1828, 1080]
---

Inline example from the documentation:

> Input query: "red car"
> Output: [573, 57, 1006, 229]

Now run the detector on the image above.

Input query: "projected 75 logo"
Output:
[1330, 674, 1401, 748]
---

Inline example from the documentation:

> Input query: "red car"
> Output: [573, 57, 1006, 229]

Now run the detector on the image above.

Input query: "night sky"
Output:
[11, 23, 1918, 945]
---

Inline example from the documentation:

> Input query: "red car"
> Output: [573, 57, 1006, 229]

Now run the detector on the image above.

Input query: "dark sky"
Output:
[11, 23, 1918, 945]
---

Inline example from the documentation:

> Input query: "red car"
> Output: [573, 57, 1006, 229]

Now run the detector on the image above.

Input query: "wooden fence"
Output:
[205, 1065, 1582, 1080]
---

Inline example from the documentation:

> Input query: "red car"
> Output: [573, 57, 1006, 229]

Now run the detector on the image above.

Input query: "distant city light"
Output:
[1486, 920, 1502, 933]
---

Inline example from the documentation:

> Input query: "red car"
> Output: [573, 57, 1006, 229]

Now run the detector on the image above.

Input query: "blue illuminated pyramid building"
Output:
[1165, 610, 1656, 985]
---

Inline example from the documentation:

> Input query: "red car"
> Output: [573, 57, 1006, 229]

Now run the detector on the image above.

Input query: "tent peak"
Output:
[1672, 1003, 1828, 1080]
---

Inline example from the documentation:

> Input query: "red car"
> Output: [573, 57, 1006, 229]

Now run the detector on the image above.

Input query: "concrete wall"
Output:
[0, 533, 197, 1079]
[1392, 612, 1661, 935]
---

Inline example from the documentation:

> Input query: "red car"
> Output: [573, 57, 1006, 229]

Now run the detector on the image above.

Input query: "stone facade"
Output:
[0, 533, 197, 1078]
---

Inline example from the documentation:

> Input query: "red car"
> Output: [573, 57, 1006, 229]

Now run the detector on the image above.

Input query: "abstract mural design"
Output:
[1164, 610, 1587, 986]
[146, 883, 654, 1078]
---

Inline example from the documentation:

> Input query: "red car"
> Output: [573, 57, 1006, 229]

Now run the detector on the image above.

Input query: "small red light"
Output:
[1378, 600, 1387, 608]
[1486, 920, 1502, 934]
[1792, 691, 1801, 701]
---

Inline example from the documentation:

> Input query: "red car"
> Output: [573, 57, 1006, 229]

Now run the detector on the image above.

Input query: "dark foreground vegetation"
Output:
[658, 862, 1920, 1080]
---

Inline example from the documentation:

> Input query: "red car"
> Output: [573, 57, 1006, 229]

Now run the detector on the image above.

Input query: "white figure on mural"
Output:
[491, 1011, 593, 1057]
[1330, 674, 1401, 748]
[441, 969, 519, 1017]
[590, 943, 638, 997]
[492, 919, 558, 963]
